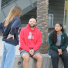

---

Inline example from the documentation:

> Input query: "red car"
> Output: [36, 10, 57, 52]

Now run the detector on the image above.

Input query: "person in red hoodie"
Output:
[19, 18, 42, 68]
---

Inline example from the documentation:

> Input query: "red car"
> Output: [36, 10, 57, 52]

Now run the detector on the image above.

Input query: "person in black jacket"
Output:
[48, 23, 68, 68]
[0, 6, 22, 68]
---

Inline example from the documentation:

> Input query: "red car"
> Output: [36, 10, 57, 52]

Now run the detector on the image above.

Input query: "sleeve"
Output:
[60, 33, 67, 50]
[9, 17, 21, 35]
[48, 33, 59, 51]
[33, 31, 42, 51]
[19, 29, 30, 52]
[67, 36, 68, 46]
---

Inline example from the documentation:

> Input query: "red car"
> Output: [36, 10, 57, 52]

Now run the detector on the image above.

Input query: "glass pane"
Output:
[48, 14, 54, 26]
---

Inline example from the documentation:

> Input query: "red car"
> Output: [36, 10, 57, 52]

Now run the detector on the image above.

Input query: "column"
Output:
[37, 0, 48, 53]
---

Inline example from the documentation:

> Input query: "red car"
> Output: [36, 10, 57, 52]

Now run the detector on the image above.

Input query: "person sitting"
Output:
[48, 23, 68, 68]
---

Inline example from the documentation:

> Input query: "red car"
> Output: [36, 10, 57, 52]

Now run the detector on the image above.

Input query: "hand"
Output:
[29, 50, 33, 56]
[29, 49, 34, 56]
[66, 47, 68, 53]
[31, 49, 34, 55]
[7, 34, 14, 39]
[57, 49, 62, 55]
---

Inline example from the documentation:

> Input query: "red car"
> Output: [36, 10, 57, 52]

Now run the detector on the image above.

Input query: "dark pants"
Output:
[49, 50, 68, 68]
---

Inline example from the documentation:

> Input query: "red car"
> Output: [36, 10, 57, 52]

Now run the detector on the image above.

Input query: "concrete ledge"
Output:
[0, 54, 64, 68]
[12, 54, 64, 68]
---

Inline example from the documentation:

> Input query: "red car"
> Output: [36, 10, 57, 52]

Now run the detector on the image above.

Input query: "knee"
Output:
[49, 50, 59, 59]
[22, 54, 29, 62]
[63, 53, 68, 58]
[52, 54, 59, 59]
[37, 55, 42, 61]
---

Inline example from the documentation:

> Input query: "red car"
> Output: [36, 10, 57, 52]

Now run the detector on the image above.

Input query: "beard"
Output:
[29, 24, 36, 28]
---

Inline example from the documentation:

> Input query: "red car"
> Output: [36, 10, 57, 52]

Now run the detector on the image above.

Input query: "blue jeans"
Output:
[0, 42, 16, 68]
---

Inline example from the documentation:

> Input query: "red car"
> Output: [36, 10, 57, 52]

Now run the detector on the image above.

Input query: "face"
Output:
[29, 18, 36, 28]
[55, 24, 62, 32]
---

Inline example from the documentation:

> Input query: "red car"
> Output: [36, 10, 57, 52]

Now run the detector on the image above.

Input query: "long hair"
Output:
[52, 23, 64, 42]
[4, 6, 22, 27]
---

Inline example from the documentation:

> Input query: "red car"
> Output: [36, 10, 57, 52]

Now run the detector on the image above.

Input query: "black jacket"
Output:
[0, 16, 21, 45]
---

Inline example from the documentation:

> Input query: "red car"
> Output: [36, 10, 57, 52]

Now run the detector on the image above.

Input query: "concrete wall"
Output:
[21, 7, 36, 24]
[20, 7, 36, 27]
[0, 54, 64, 68]
[13, 54, 64, 68]
[48, 0, 65, 26]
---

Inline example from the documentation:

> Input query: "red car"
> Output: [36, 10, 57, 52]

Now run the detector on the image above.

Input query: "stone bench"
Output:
[12, 54, 64, 68]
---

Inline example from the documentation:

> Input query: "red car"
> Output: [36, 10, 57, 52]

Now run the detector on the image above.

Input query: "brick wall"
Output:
[37, 0, 49, 53]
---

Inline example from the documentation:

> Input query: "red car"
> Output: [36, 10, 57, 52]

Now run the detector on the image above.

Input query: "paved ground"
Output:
[0, 36, 20, 56]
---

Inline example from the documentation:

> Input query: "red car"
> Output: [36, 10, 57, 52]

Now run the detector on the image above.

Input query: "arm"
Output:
[19, 29, 30, 52]
[67, 36, 68, 46]
[9, 17, 21, 35]
[33, 31, 42, 51]
[60, 33, 67, 50]
[66, 36, 68, 52]
[48, 32, 59, 51]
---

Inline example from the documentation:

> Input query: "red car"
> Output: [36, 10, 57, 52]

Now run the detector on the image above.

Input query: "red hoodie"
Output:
[19, 24, 42, 52]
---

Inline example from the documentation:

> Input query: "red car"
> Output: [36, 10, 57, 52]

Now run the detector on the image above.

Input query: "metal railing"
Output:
[2, 0, 11, 6]
[1, 0, 18, 8]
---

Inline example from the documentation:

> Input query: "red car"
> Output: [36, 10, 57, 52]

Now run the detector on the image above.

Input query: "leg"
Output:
[20, 49, 30, 68]
[33, 51, 42, 68]
[4, 42, 16, 68]
[61, 50, 68, 68]
[22, 53, 30, 68]
[0, 43, 7, 68]
[49, 50, 59, 68]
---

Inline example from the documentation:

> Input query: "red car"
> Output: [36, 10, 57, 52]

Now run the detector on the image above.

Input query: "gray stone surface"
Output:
[0, 54, 64, 68]
[12, 56, 36, 68]
[10, 54, 64, 68]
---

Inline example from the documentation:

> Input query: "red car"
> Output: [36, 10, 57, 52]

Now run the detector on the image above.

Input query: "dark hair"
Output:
[29, 17, 37, 22]
[52, 23, 64, 42]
